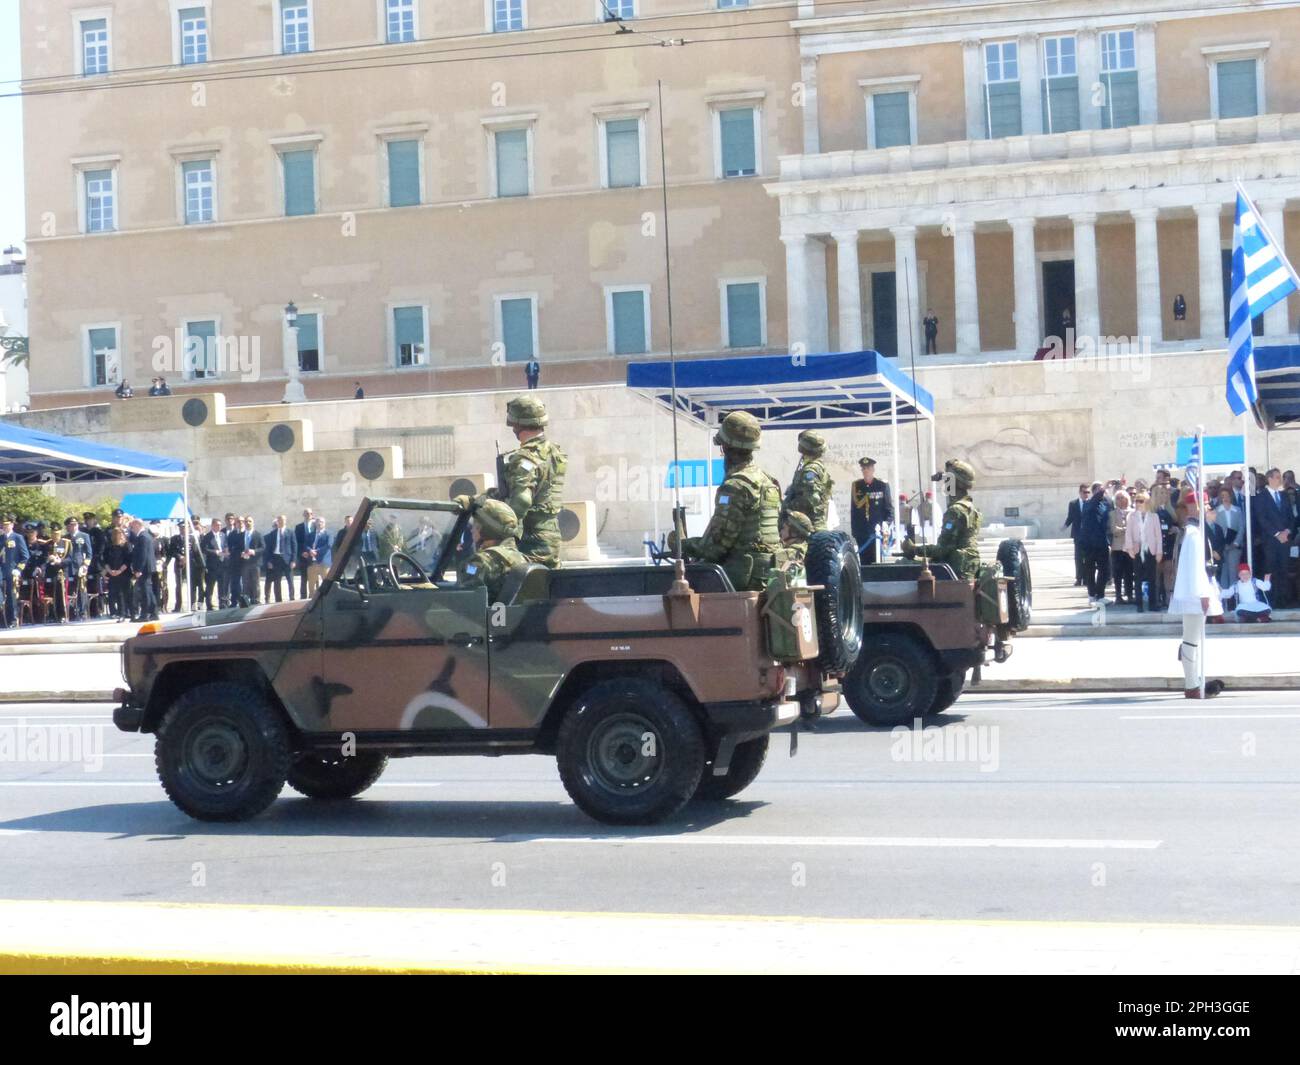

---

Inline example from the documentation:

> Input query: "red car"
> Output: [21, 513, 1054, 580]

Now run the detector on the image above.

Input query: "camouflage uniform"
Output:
[456, 499, 527, 602]
[682, 412, 783, 592]
[501, 396, 567, 569]
[783, 430, 834, 531]
[904, 459, 982, 579]
[778, 510, 813, 581]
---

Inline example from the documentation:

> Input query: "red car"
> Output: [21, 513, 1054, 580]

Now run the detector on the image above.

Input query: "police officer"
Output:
[2, 515, 29, 628]
[783, 430, 833, 531]
[902, 459, 982, 579]
[457, 498, 527, 602]
[500, 395, 567, 569]
[850, 457, 893, 564]
[677, 411, 783, 592]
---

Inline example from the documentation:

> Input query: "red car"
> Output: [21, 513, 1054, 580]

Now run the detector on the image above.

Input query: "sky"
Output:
[0, 0, 25, 251]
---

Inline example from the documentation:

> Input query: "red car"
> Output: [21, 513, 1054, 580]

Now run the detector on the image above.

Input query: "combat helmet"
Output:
[945, 458, 976, 491]
[783, 510, 815, 539]
[506, 395, 548, 429]
[797, 429, 826, 458]
[713, 411, 762, 450]
[474, 498, 520, 541]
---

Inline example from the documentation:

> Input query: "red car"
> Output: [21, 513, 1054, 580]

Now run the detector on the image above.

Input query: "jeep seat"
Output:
[860, 562, 957, 582]
[498, 563, 551, 605]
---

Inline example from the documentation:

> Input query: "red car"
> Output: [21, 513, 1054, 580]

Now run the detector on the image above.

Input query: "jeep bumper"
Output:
[113, 688, 144, 733]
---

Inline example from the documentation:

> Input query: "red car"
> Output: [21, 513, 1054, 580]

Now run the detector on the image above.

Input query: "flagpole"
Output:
[1243, 426, 1254, 574]
[1196, 425, 1207, 699]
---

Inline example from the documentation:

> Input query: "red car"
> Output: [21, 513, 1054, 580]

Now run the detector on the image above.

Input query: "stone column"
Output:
[1136, 23, 1158, 126]
[1018, 34, 1043, 136]
[962, 38, 986, 140]
[800, 54, 820, 155]
[1195, 202, 1225, 344]
[1076, 28, 1101, 131]
[833, 230, 863, 352]
[1258, 199, 1290, 337]
[1010, 216, 1040, 355]
[890, 225, 921, 358]
[1132, 207, 1163, 343]
[952, 220, 980, 355]
[1071, 212, 1101, 343]
[806, 237, 829, 354]
[782, 234, 812, 354]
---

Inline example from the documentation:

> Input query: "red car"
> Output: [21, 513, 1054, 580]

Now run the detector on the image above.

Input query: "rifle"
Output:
[492, 440, 509, 502]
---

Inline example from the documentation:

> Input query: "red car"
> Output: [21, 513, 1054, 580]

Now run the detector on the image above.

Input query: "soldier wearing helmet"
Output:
[457, 498, 527, 601]
[778, 510, 814, 581]
[500, 395, 568, 569]
[902, 458, 982, 579]
[783, 429, 833, 531]
[677, 411, 784, 592]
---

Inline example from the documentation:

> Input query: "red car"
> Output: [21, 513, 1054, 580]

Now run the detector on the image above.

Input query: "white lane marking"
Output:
[504, 835, 1162, 850]
[0, 829, 34, 835]
[0, 716, 114, 721]
[1121, 713, 1300, 721]
[0, 781, 444, 788]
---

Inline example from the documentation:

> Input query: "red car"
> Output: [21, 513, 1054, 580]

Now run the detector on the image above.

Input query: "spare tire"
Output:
[997, 538, 1033, 631]
[805, 530, 864, 674]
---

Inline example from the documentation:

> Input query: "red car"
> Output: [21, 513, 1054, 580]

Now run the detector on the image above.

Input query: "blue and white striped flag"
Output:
[1226, 187, 1300, 415]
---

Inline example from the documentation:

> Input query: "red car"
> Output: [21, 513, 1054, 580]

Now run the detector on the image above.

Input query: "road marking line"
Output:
[0, 829, 33, 836]
[0, 780, 445, 788]
[1121, 713, 1300, 720]
[502, 835, 1162, 850]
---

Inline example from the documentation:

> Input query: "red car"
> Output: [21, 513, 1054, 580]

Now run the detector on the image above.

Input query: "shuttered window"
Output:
[182, 159, 215, 223]
[495, 129, 529, 197]
[186, 320, 218, 379]
[500, 298, 535, 361]
[610, 290, 647, 355]
[282, 149, 316, 216]
[725, 283, 762, 348]
[719, 107, 756, 177]
[387, 139, 420, 207]
[1100, 30, 1139, 128]
[871, 92, 912, 148]
[81, 18, 109, 75]
[296, 312, 320, 372]
[178, 7, 208, 65]
[393, 307, 425, 366]
[605, 118, 641, 188]
[84, 169, 115, 232]
[88, 327, 118, 386]
[1217, 59, 1259, 118]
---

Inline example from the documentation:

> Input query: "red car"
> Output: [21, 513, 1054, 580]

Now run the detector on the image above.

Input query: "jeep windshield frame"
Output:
[324, 497, 471, 594]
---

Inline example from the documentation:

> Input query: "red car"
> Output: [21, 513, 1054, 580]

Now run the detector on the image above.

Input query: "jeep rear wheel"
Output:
[997, 538, 1033, 631]
[287, 751, 388, 800]
[556, 678, 705, 825]
[155, 682, 290, 822]
[805, 531, 864, 674]
[694, 735, 769, 802]
[844, 633, 938, 727]
[928, 670, 967, 716]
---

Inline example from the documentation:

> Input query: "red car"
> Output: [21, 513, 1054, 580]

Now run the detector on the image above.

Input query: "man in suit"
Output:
[294, 508, 315, 598]
[1, 515, 29, 629]
[186, 516, 206, 611]
[200, 518, 226, 610]
[239, 516, 264, 607]
[1063, 483, 1089, 587]
[1254, 467, 1295, 608]
[333, 514, 355, 554]
[850, 458, 893, 565]
[359, 519, 379, 563]
[525, 358, 541, 390]
[129, 519, 159, 621]
[224, 515, 245, 608]
[304, 517, 332, 596]
[263, 515, 296, 603]
[1079, 482, 1112, 605]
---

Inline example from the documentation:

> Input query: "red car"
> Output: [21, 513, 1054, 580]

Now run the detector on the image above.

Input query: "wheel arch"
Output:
[142, 659, 290, 734]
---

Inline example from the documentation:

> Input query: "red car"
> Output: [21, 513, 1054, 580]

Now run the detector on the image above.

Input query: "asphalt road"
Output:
[2, 691, 1299, 925]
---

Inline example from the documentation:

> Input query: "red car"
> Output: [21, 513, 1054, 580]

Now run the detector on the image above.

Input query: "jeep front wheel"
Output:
[287, 751, 388, 800]
[843, 633, 938, 727]
[694, 735, 769, 802]
[556, 679, 705, 825]
[155, 682, 290, 822]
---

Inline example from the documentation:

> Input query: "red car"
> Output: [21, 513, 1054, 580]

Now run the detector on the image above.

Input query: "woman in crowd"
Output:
[1108, 489, 1134, 605]
[104, 526, 133, 621]
[1125, 487, 1162, 612]
[1214, 486, 1245, 605]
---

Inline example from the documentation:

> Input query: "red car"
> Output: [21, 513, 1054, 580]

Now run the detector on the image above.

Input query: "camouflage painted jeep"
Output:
[114, 498, 861, 825]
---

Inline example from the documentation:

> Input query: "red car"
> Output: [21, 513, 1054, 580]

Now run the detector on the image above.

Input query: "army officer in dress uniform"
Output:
[850, 457, 893, 565]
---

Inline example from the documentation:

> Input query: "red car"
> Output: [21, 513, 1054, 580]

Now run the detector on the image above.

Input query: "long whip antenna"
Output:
[902, 259, 931, 565]
[658, 78, 687, 568]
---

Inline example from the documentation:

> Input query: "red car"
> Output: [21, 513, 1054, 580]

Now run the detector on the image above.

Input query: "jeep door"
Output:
[317, 502, 491, 734]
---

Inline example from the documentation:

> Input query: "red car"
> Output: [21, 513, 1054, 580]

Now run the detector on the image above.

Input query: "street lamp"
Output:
[281, 299, 306, 403]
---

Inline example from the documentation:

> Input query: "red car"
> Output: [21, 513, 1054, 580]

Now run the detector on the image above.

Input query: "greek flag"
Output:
[1226, 187, 1300, 415]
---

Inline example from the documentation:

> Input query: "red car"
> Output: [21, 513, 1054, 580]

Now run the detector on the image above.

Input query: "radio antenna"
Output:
[902, 259, 931, 571]
[658, 79, 688, 572]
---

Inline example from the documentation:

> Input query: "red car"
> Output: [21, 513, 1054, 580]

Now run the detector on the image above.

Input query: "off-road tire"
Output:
[997, 538, 1033, 632]
[556, 678, 706, 825]
[155, 682, 291, 822]
[844, 632, 939, 727]
[805, 530, 864, 674]
[694, 734, 769, 802]
[287, 751, 388, 800]
[928, 670, 967, 716]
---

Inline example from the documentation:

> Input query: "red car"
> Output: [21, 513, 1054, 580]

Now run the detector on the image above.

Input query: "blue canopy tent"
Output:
[116, 492, 190, 522]
[1255, 344, 1300, 430]
[0, 419, 194, 611]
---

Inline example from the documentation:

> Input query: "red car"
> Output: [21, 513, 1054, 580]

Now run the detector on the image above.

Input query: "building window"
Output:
[606, 287, 650, 355]
[983, 40, 1021, 138]
[723, 280, 765, 348]
[493, 128, 531, 197]
[603, 0, 635, 19]
[387, 139, 421, 207]
[80, 18, 109, 75]
[281, 148, 317, 216]
[869, 91, 913, 149]
[718, 106, 758, 177]
[1041, 35, 1080, 133]
[717, 0, 749, 7]
[497, 296, 537, 362]
[178, 7, 209, 65]
[492, 0, 524, 32]
[296, 311, 320, 372]
[1100, 29, 1139, 129]
[392, 305, 427, 366]
[83, 168, 116, 233]
[603, 117, 643, 188]
[386, 0, 416, 42]
[1216, 58, 1260, 118]
[181, 159, 215, 224]
[185, 319, 218, 379]
[86, 325, 119, 386]
[280, 2, 311, 54]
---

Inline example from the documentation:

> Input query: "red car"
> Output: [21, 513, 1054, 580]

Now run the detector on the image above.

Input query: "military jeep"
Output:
[114, 498, 862, 826]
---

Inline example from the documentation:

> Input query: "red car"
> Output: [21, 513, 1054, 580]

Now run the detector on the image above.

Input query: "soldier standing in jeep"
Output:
[500, 396, 567, 569]
[783, 430, 833, 531]
[902, 459, 982, 579]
